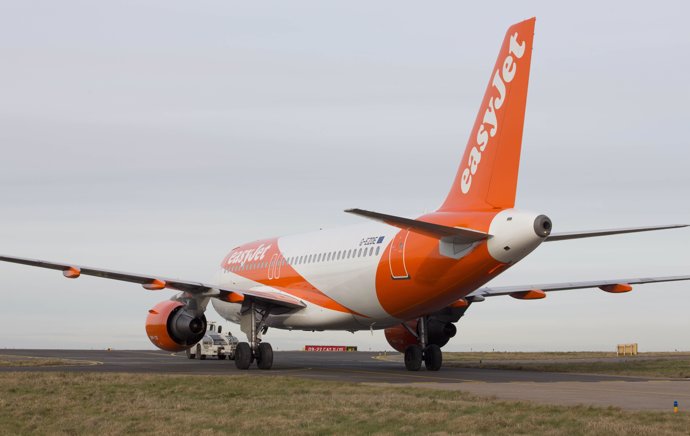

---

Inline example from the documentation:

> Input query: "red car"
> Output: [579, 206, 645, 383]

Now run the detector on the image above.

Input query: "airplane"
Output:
[1, 17, 688, 372]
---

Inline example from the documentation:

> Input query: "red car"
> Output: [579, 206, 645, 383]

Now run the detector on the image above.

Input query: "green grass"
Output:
[442, 352, 690, 378]
[0, 372, 688, 435]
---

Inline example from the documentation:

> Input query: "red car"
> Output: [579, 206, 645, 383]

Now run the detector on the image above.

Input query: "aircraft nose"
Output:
[534, 215, 552, 238]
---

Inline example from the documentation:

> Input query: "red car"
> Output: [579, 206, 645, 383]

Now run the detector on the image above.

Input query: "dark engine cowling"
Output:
[427, 319, 457, 348]
[384, 319, 457, 353]
[145, 300, 207, 352]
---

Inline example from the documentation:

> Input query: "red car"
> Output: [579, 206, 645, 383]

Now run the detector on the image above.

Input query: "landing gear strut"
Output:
[235, 300, 274, 370]
[403, 316, 443, 371]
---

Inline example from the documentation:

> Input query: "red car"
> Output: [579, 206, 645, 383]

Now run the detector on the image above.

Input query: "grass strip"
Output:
[0, 372, 688, 435]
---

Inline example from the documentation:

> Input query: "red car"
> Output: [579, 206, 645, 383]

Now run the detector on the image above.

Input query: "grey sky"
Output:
[1, 1, 689, 351]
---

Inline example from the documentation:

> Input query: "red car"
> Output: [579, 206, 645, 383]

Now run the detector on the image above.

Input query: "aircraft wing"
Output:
[467, 275, 690, 300]
[0, 254, 306, 310]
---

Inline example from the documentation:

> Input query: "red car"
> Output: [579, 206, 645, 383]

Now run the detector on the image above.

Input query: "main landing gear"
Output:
[235, 300, 273, 370]
[403, 316, 443, 371]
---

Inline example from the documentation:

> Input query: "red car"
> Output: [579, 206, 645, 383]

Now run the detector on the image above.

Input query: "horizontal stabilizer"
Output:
[545, 224, 688, 242]
[345, 208, 489, 242]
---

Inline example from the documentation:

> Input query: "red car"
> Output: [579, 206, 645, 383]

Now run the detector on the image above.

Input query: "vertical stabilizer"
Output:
[439, 18, 535, 212]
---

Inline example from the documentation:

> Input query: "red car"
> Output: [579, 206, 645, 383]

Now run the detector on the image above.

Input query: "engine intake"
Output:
[146, 300, 207, 352]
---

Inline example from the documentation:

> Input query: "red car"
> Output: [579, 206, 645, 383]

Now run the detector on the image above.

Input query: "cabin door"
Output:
[388, 230, 411, 280]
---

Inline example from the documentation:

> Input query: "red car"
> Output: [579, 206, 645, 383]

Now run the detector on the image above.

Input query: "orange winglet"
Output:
[62, 267, 81, 279]
[510, 289, 546, 300]
[142, 279, 167, 290]
[599, 284, 633, 294]
[227, 292, 245, 304]
[449, 298, 469, 308]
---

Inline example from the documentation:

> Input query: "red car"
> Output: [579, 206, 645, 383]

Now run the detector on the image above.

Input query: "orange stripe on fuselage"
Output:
[375, 211, 508, 320]
[222, 238, 364, 316]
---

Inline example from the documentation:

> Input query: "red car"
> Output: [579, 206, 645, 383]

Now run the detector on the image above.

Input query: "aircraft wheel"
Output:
[218, 351, 226, 360]
[256, 342, 273, 370]
[185, 348, 194, 360]
[404, 345, 423, 371]
[235, 342, 252, 370]
[424, 344, 442, 371]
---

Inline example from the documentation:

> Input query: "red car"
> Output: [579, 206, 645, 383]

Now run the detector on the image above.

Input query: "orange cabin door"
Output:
[388, 230, 410, 280]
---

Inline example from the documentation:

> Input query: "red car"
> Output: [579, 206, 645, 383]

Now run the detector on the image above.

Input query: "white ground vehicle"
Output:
[185, 323, 238, 360]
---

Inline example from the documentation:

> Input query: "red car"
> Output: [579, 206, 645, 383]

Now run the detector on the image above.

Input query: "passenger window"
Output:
[369, 247, 374, 256]
[337, 251, 342, 260]
[327, 253, 331, 261]
[358, 248, 362, 257]
[375, 246, 381, 255]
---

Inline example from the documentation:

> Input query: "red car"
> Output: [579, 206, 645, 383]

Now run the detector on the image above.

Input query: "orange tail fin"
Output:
[439, 18, 535, 212]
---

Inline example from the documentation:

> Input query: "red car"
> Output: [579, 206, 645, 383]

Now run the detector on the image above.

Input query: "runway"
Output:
[1, 349, 688, 411]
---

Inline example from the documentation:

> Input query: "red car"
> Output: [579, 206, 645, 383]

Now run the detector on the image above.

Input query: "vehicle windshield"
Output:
[209, 334, 227, 345]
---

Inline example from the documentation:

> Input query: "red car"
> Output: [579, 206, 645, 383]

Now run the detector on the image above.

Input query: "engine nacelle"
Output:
[384, 319, 458, 353]
[384, 321, 419, 353]
[427, 319, 457, 348]
[145, 300, 207, 352]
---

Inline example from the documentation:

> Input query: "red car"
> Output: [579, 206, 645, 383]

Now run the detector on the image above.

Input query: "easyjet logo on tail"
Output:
[460, 32, 526, 194]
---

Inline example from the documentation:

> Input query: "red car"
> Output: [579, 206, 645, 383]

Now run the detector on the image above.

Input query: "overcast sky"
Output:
[1, 1, 689, 352]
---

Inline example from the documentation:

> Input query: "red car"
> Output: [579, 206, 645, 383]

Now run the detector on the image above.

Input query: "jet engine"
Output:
[384, 318, 457, 353]
[427, 319, 457, 348]
[145, 300, 207, 352]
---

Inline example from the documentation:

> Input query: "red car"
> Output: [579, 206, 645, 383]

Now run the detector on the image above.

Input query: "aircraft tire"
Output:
[185, 348, 194, 359]
[235, 342, 252, 370]
[424, 344, 442, 371]
[256, 342, 274, 370]
[404, 345, 423, 371]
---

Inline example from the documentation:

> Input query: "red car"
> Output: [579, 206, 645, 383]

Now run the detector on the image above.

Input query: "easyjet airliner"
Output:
[2, 18, 688, 371]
